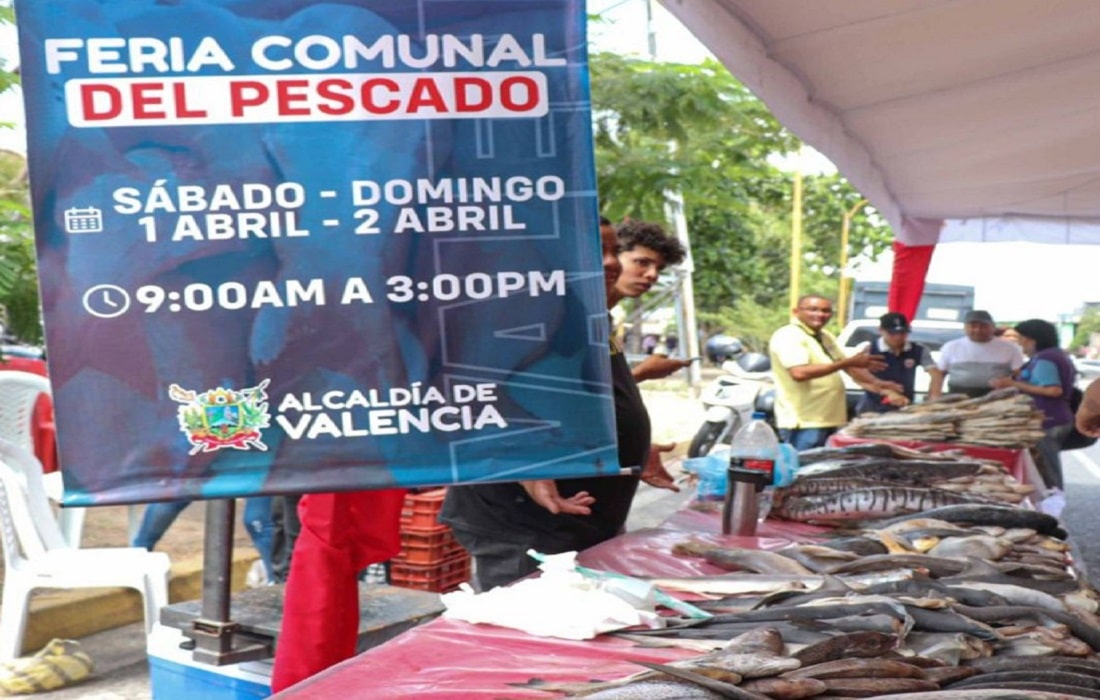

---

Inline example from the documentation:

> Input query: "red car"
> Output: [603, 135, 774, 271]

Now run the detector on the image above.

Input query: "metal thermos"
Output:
[721, 476, 760, 536]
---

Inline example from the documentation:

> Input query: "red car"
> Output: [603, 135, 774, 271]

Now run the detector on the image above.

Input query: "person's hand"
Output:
[1077, 381, 1100, 437]
[988, 376, 1015, 390]
[845, 351, 888, 373]
[640, 442, 680, 492]
[633, 355, 693, 382]
[876, 380, 905, 394]
[519, 480, 595, 515]
[880, 389, 909, 407]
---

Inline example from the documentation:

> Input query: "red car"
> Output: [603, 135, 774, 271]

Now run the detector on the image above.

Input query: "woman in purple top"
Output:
[990, 319, 1074, 493]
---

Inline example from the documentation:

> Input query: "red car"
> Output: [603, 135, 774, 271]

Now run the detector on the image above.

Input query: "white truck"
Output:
[836, 281, 976, 406]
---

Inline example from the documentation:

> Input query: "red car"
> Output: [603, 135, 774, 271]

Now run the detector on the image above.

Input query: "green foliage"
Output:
[0, 5, 41, 344]
[1073, 309, 1100, 351]
[589, 52, 892, 346]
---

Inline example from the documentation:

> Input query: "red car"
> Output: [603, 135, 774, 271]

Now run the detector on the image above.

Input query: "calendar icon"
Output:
[64, 206, 103, 234]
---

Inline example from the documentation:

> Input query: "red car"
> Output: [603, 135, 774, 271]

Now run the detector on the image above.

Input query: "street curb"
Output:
[23, 551, 258, 652]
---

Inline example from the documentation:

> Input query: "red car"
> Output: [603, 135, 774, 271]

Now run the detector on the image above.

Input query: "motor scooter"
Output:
[687, 352, 774, 458]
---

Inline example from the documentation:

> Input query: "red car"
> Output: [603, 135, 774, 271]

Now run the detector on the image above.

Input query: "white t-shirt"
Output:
[936, 337, 1025, 391]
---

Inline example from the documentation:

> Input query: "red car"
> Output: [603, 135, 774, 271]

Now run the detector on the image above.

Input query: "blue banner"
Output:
[14, 0, 618, 505]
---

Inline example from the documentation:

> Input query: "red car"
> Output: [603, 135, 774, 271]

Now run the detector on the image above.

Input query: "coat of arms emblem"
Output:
[168, 379, 271, 454]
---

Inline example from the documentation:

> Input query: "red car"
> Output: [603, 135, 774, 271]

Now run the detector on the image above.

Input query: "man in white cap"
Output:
[929, 310, 1024, 399]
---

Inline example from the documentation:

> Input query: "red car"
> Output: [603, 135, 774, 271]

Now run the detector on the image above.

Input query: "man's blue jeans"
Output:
[778, 427, 836, 451]
[133, 497, 275, 577]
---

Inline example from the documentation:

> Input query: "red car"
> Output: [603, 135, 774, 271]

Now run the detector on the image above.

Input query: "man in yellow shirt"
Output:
[769, 294, 895, 450]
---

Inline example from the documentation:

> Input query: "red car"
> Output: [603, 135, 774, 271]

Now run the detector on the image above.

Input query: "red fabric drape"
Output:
[271, 488, 407, 692]
[887, 240, 936, 321]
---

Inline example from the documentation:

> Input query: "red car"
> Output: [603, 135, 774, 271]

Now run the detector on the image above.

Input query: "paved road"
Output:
[1060, 442, 1100, 581]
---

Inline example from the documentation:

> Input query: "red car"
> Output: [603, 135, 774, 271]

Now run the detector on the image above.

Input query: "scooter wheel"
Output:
[687, 420, 730, 459]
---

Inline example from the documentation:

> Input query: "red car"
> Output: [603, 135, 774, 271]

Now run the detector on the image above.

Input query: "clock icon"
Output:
[82, 284, 131, 318]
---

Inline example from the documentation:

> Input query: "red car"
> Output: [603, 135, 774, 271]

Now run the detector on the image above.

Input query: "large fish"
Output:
[631, 661, 771, 699]
[774, 487, 980, 522]
[867, 690, 1091, 699]
[646, 568, 917, 596]
[672, 540, 815, 575]
[795, 458, 984, 482]
[790, 631, 898, 665]
[881, 503, 1067, 538]
[780, 657, 927, 680]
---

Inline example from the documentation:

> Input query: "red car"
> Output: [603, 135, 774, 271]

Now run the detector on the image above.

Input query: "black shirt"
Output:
[440, 348, 651, 552]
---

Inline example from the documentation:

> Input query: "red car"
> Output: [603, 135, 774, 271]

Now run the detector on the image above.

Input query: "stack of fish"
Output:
[843, 388, 1046, 447]
[770, 449, 1035, 524]
[521, 626, 1100, 697]
[537, 505, 1098, 697]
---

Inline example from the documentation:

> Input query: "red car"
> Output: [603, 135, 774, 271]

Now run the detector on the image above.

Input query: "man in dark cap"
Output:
[856, 312, 935, 413]
[930, 310, 1024, 398]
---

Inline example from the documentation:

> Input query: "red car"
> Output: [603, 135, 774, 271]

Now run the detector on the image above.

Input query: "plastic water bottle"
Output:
[721, 412, 779, 536]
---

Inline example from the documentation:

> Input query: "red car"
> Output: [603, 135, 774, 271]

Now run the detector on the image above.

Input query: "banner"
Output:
[14, 0, 618, 505]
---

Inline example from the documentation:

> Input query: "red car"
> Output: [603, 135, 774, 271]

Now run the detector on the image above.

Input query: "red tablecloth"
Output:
[274, 509, 804, 699]
[274, 439, 1042, 698]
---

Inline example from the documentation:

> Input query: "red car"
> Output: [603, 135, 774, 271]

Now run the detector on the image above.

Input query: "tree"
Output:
[588, 53, 893, 342]
[0, 2, 41, 345]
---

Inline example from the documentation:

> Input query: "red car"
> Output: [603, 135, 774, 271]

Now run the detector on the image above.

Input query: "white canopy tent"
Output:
[659, 0, 1100, 246]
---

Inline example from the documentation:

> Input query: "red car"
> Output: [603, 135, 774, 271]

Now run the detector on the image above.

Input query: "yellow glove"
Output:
[0, 639, 94, 694]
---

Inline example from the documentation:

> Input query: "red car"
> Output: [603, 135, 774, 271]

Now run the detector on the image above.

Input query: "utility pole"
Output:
[645, 0, 701, 388]
[836, 198, 867, 328]
[789, 151, 804, 311]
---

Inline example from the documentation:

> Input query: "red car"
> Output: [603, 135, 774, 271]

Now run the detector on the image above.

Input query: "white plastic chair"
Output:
[0, 438, 171, 659]
[0, 370, 86, 547]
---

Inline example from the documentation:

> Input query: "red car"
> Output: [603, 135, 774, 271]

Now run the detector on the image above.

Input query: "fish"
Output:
[790, 631, 898, 666]
[945, 676, 1100, 699]
[774, 487, 979, 522]
[780, 657, 927, 680]
[947, 581, 1067, 611]
[965, 655, 1100, 675]
[866, 691, 1093, 699]
[580, 679, 731, 699]
[956, 670, 1100, 693]
[774, 544, 861, 573]
[824, 552, 967, 578]
[996, 625, 1094, 657]
[737, 676, 827, 699]
[881, 503, 1068, 538]
[927, 535, 1014, 560]
[952, 604, 1100, 651]
[815, 536, 888, 556]
[794, 458, 984, 482]
[901, 631, 994, 664]
[922, 665, 981, 685]
[646, 568, 917, 596]
[904, 605, 1002, 641]
[672, 540, 815, 575]
[818, 676, 940, 695]
[631, 661, 771, 699]
[795, 444, 897, 465]
[612, 633, 730, 654]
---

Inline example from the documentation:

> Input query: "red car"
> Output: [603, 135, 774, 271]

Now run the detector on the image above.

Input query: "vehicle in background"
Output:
[835, 318, 964, 407]
[848, 281, 976, 324]
[688, 352, 774, 458]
